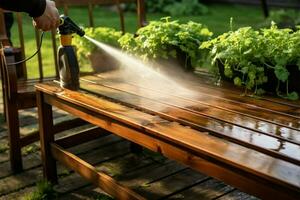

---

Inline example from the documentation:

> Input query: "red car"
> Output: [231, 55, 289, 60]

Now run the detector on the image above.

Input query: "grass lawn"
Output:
[9, 3, 268, 78]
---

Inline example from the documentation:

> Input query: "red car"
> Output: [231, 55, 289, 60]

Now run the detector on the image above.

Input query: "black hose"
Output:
[6, 31, 45, 66]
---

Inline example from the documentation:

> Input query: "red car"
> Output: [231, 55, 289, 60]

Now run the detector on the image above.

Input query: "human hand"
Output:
[32, 0, 60, 31]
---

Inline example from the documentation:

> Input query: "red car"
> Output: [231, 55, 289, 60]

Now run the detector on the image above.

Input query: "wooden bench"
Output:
[35, 71, 300, 199]
[0, 0, 146, 173]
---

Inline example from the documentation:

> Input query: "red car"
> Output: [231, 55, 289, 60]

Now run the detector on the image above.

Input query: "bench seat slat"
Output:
[86, 74, 300, 130]
[97, 71, 300, 112]
[82, 75, 300, 143]
[192, 73, 300, 110]
[79, 80, 300, 166]
[190, 83, 300, 118]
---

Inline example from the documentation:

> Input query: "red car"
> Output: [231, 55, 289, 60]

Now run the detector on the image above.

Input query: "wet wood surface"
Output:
[35, 71, 300, 199]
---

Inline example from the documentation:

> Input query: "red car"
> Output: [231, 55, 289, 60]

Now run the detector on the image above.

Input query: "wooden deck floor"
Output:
[0, 90, 259, 200]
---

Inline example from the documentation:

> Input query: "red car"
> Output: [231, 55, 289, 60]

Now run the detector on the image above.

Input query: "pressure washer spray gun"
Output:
[57, 15, 85, 90]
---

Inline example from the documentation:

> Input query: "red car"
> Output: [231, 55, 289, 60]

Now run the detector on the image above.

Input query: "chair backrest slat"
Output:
[116, 0, 125, 33]
[137, 0, 147, 27]
[51, 30, 59, 78]
[0, 10, 9, 44]
[88, 3, 94, 27]
[34, 29, 43, 79]
[16, 13, 27, 72]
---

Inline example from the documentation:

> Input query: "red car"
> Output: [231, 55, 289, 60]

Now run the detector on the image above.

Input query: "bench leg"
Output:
[6, 101, 22, 173]
[37, 91, 57, 184]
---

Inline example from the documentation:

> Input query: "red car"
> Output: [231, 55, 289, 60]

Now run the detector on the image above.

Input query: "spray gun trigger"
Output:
[58, 15, 85, 37]
[59, 18, 64, 26]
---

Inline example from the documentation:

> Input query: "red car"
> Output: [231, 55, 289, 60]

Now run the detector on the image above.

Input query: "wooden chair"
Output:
[0, 0, 146, 173]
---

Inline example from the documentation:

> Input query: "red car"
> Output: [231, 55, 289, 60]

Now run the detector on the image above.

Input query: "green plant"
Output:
[201, 22, 300, 100]
[23, 181, 57, 200]
[73, 27, 123, 65]
[22, 144, 39, 155]
[163, 0, 208, 16]
[119, 17, 213, 69]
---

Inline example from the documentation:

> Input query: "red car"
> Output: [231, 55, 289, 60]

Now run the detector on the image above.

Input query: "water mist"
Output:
[84, 35, 196, 97]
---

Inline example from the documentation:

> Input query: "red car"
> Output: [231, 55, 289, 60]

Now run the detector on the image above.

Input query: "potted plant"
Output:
[118, 17, 213, 74]
[73, 27, 123, 72]
[201, 23, 300, 100]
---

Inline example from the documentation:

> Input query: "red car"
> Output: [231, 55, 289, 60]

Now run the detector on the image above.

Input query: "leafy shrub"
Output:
[73, 18, 212, 71]
[201, 22, 300, 100]
[119, 17, 213, 69]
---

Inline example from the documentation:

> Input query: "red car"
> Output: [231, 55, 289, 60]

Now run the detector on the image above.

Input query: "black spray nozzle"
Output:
[58, 15, 85, 37]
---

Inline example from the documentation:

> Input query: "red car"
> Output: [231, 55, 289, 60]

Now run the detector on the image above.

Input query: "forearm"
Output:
[0, 0, 46, 17]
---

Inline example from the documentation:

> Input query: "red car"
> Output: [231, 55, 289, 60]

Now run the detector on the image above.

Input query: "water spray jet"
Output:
[83, 35, 196, 96]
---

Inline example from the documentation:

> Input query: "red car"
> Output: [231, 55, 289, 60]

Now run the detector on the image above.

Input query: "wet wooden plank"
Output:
[79, 80, 300, 166]
[190, 82, 300, 118]
[93, 74, 300, 129]
[35, 82, 300, 199]
[83, 75, 300, 131]
[97, 70, 300, 110]
[80, 78, 300, 143]
[193, 72, 300, 109]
